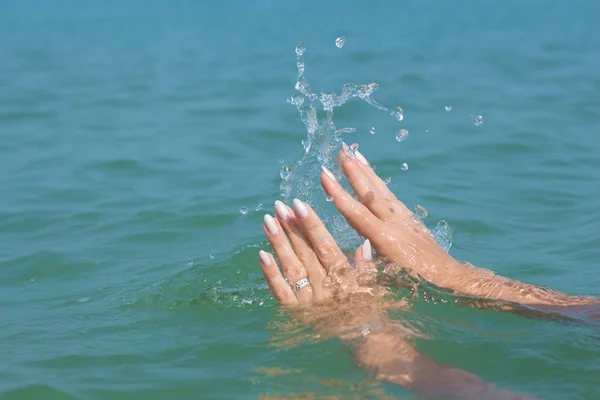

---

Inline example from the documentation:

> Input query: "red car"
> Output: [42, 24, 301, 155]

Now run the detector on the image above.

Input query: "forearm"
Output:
[440, 259, 598, 306]
[354, 328, 535, 400]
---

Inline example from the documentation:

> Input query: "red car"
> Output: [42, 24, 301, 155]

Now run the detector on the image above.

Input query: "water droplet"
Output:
[77, 297, 90, 303]
[391, 107, 404, 121]
[326, 196, 334, 202]
[280, 165, 291, 181]
[209, 253, 215, 259]
[370, 127, 375, 135]
[474, 115, 483, 126]
[384, 177, 392, 184]
[239, 206, 248, 215]
[396, 129, 409, 142]
[295, 43, 306, 56]
[303, 175, 310, 187]
[350, 143, 359, 152]
[287, 93, 304, 106]
[425, 129, 429, 134]
[445, 105, 452, 112]
[401, 162, 409, 171]
[255, 203, 263, 211]
[414, 205, 428, 220]
[335, 36, 346, 48]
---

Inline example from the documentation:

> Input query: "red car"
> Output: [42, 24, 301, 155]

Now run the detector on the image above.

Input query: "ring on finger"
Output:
[292, 277, 311, 292]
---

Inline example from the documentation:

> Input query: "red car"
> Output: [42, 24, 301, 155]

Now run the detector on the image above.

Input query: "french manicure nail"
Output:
[362, 239, 372, 261]
[264, 214, 279, 235]
[292, 199, 309, 219]
[259, 250, 271, 266]
[274, 200, 290, 221]
[342, 142, 350, 153]
[355, 150, 369, 166]
[321, 166, 337, 181]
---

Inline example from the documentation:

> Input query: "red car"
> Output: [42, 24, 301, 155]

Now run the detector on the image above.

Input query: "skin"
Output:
[257, 144, 598, 398]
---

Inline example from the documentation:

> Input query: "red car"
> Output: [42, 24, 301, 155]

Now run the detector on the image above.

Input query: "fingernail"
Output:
[362, 239, 372, 261]
[342, 142, 355, 159]
[321, 166, 337, 181]
[292, 199, 309, 220]
[274, 200, 290, 221]
[259, 250, 271, 266]
[264, 214, 278, 235]
[355, 150, 369, 166]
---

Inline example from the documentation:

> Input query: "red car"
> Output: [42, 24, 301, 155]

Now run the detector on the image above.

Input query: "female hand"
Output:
[258, 199, 374, 306]
[320, 143, 463, 290]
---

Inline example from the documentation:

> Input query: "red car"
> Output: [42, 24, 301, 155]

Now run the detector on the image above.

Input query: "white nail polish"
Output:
[342, 142, 350, 153]
[292, 199, 309, 219]
[362, 239, 372, 261]
[264, 214, 278, 235]
[274, 200, 290, 220]
[355, 150, 369, 166]
[321, 166, 337, 181]
[259, 250, 271, 266]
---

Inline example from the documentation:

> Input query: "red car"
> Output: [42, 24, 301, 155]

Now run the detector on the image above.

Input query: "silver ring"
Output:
[293, 278, 311, 292]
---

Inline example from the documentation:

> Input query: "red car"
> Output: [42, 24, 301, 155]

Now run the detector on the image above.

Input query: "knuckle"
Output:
[296, 247, 318, 265]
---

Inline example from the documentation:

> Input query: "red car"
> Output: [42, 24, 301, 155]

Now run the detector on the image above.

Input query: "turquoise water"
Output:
[1, 1, 599, 399]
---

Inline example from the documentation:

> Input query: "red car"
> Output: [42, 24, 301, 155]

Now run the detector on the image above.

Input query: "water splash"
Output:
[474, 115, 484, 126]
[239, 206, 248, 215]
[431, 220, 454, 252]
[255, 203, 263, 212]
[413, 205, 428, 221]
[396, 129, 409, 142]
[369, 126, 375, 135]
[335, 36, 346, 48]
[445, 105, 452, 112]
[391, 107, 404, 121]
[281, 42, 455, 251]
[334, 127, 356, 134]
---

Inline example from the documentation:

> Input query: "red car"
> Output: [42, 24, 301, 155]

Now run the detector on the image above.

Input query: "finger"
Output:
[274, 200, 328, 302]
[353, 239, 373, 266]
[263, 214, 313, 305]
[319, 168, 382, 240]
[339, 145, 412, 219]
[259, 250, 298, 306]
[339, 143, 397, 220]
[291, 199, 349, 275]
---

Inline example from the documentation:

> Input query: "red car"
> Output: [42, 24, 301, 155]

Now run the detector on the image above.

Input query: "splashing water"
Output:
[239, 206, 248, 215]
[369, 126, 375, 135]
[335, 36, 346, 48]
[396, 129, 409, 142]
[334, 127, 356, 134]
[391, 107, 404, 121]
[431, 220, 454, 252]
[280, 42, 455, 251]
[413, 205, 428, 221]
[401, 162, 409, 171]
[445, 105, 452, 112]
[474, 115, 484, 126]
